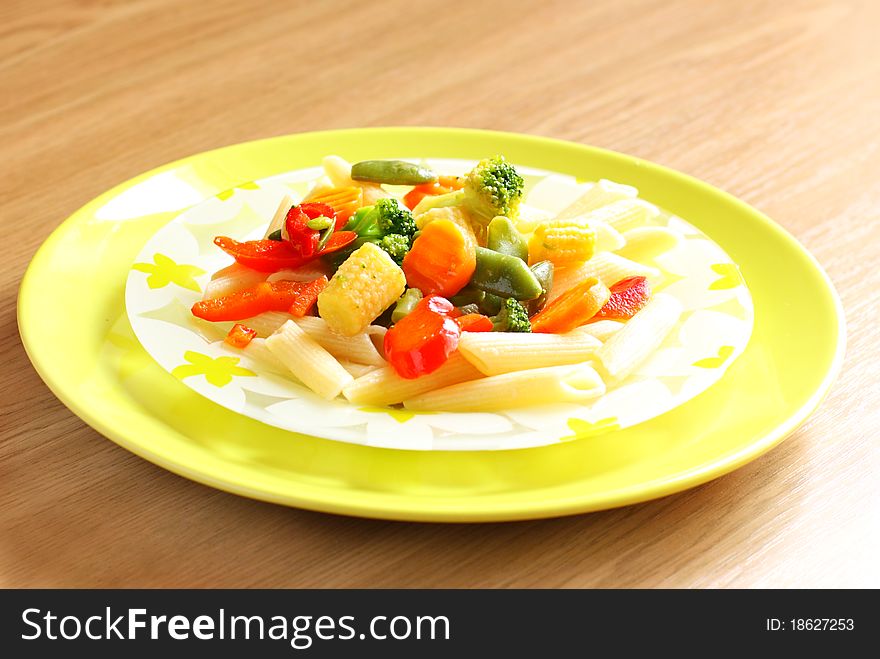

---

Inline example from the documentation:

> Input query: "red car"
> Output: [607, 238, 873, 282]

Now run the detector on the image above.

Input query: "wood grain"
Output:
[2, 0, 878, 588]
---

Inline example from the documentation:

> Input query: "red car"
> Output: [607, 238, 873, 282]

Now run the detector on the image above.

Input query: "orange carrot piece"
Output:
[530, 277, 610, 333]
[307, 186, 363, 225]
[402, 219, 476, 297]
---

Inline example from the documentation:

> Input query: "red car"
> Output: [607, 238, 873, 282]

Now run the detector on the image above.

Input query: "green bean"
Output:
[351, 160, 437, 185]
[527, 260, 555, 314]
[456, 303, 481, 316]
[391, 288, 423, 324]
[487, 216, 528, 262]
[471, 247, 543, 300]
[306, 215, 333, 230]
[479, 293, 503, 316]
[449, 287, 486, 308]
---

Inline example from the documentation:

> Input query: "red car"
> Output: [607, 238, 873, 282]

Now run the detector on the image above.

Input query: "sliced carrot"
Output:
[403, 175, 464, 209]
[287, 276, 328, 317]
[530, 277, 611, 333]
[306, 186, 363, 226]
[402, 219, 476, 297]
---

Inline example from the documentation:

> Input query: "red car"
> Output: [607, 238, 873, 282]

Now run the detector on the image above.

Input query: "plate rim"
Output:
[18, 127, 847, 521]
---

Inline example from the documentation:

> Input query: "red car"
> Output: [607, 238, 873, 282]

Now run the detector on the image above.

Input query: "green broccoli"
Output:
[326, 198, 416, 267]
[412, 156, 524, 224]
[376, 233, 410, 265]
[492, 298, 532, 332]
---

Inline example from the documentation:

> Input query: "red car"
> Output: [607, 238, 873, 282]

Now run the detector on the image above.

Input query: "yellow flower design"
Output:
[216, 181, 260, 200]
[171, 351, 256, 387]
[708, 263, 743, 290]
[132, 253, 205, 292]
[357, 406, 435, 423]
[560, 417, 620, 441]
[692, 345, 735, 368]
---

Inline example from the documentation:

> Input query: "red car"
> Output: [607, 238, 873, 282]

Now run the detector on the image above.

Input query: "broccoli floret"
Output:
[326, 199, 416, 267]
[377, 233, 410, 265]
[412, 156, 524, 225]
[492, 298, 532, 332]
[374, 197, 417, 238]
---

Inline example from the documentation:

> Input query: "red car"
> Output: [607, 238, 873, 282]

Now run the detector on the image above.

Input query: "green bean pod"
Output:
[391, 288, 424, 324]
[527, 260, 555, 314]
[487, 216, 528, 261]
[471, 247, 543, 300]
[351, 160, 437, 185]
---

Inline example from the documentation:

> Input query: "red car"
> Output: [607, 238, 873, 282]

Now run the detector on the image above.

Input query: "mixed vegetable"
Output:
[192, 155, 655, 382]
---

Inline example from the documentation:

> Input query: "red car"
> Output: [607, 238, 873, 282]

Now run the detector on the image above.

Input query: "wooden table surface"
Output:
[3, 0, 878, 588]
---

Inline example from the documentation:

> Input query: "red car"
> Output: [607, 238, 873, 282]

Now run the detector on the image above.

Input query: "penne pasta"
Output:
[338, 360, 382, 378]
[555, 179, 638, 219]
[265, 320, 353, 399]
[458, 331, 601, 376]
[294, 316, 386, 366]
[403, 363, 605, 412]
[242, 337, 291, 376]
[342, 351, 483, 407]
[266, 261, 331, 283]
[594, 293, 682, 382]
[570, 320, 625, 342]
[547, 253, 661, 304]
[263, 193, 294, 238]
[239, 311, 294, 337]
[616, 227, 682, 262]
[582, 199, 660, 233]
[202, 262, 267, 300]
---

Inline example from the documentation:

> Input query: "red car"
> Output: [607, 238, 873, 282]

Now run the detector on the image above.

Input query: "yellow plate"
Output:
[18, 128, 845, 522]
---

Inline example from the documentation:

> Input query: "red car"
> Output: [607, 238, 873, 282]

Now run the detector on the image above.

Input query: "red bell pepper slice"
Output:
[456, 313, 493, 332]
[383, 295, 461, 379]
[214, 232, 356, 273]
[594, 276, 651, 321]
[224, 323, 257, 348]
[192, 277, 329, 322]
[288, 276, 328, 317]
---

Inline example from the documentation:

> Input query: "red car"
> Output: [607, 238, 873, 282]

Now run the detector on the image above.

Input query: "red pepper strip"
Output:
[192, 278, 328, 322]
[224, 324, 257, 348]
[383, 295, 460, 379]
[288, 276, 328, 317]
[215, 237, 310, 272]
[456, 313, 493, 332]
[285, 206, 320, 257]
[214, 232, 356, 273]
[594, 276, 651, 321]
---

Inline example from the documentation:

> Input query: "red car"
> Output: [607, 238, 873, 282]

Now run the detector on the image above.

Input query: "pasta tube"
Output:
[555, 179, 638, 219]
[263, 193, 295, 238]
[547, 254, 661, 304]
[616, 226, 682, 262]
[202, 263, 267, 300]
[243, 338, 290, 376]
[458, 331, 601, 376]
[294, 316, 386, 366]
[579, 199, 660, 233]
[569, 320, 625, 342]
[594, 293, 682, 381]
[403, 363, 605, 412]
[342, 352, 482, 407]
[265, 320, 353, 399]
[238, 311, 294, 337]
